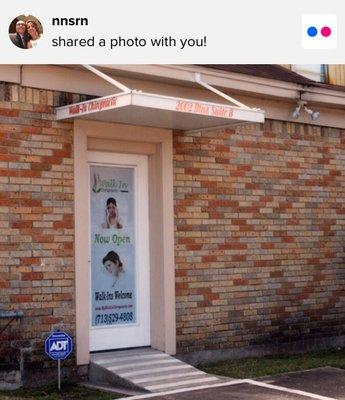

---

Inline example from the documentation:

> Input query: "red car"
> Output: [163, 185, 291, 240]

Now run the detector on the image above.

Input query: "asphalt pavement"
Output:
[123, 367, 345, 400]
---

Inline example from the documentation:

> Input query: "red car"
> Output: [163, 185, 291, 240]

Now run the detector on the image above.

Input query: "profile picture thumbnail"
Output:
[9, 15, 43, 49]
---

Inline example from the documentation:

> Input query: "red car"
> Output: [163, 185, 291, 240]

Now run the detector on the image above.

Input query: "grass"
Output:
[198, 347, 345, 379]
[0, 382, 124, 400]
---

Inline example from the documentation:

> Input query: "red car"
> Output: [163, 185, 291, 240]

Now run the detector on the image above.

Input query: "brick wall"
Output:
[1, 80, 345, 381]
[0, 83, 91, 385]
[174, 122, 345, 354]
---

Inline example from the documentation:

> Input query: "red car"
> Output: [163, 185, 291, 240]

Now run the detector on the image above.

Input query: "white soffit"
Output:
[56, 91, 265, 131]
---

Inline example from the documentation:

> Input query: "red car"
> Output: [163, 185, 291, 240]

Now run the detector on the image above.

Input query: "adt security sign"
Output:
[45, 331, 73, 360]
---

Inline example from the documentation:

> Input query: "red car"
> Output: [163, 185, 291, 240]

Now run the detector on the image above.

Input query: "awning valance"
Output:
[56, 91, 265, 131]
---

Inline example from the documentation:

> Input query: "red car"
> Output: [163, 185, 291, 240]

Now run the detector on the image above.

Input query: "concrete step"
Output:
[90, 347, 226, 393]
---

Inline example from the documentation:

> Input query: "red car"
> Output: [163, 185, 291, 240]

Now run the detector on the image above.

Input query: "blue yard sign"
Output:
[45, 332, 73, 361]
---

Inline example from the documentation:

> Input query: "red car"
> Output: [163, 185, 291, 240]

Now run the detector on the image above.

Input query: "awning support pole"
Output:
[195, 73, 251, 109]
[82, 65, 131, 93]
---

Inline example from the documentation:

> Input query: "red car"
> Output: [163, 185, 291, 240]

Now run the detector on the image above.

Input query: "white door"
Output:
[88, 151, 150, 351]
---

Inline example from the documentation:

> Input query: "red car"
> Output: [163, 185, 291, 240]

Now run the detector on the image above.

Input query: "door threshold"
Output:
[90, 345, 152, 354]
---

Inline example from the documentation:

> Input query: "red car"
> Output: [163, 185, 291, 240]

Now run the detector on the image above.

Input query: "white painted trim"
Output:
[144, 376, 219, 391]
[194, 72, 251, 109]
[3, 64, 345, 111]
[120, 365, 192, 378]
[133, 371, 205, 384]
[95, 64, 305, 96]
[95, 353, 167, 364]
[160, 137, 176, 355]
[244, 379, 337, 400]
[74, 120, 176, 364]
[115, 378, 339, 400]
[74, 129, 90, 365]
[83, 64, 131, 93]
[108, 359, 182, 371]
[116, 379, 244, 400]
[56, 90, 265, 125]
[94, 64, 345, 106]
[0, 65, 21, 84]
[1, 64, 342, 128]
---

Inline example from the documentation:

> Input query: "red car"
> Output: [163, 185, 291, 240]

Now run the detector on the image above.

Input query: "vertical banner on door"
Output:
[90, 165, 136, 327]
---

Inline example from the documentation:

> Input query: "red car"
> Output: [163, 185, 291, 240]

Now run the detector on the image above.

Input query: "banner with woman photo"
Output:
[89, 165, 136, 327]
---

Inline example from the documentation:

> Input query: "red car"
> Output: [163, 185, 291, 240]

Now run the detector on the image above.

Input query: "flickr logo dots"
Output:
[307, 26, 318, 37]
[302, 15, 337, 49]
[307, 26, 332, 38]
[320, 26, 331, 37]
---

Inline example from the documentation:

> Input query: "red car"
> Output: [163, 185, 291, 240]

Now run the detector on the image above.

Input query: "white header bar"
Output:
[1, 0, 344, 63]
[0, 0, 345, 64]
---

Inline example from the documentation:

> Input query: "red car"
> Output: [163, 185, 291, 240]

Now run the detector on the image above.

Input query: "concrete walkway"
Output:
[90, 348, 230, 393]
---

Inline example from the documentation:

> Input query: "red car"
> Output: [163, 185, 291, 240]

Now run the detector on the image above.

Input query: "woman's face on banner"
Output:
[107, 202, 118, 218]
[104, 260, 120, 276]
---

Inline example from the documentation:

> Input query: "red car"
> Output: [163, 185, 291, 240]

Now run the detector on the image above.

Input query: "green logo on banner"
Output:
[92, 173, 129, 193]
[92, 173, 102, 193]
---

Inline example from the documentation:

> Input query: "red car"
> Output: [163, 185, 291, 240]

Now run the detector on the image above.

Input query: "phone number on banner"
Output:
[95, 312, 134, 325]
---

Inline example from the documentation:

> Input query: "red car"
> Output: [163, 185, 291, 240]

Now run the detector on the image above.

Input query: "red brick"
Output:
[22, 272, 43, 281]
[10, 294, 32, 303]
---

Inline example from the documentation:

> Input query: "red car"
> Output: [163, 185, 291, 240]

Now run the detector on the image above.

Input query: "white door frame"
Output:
[74, 120, 176, 366]
[88, 152, 150, 351]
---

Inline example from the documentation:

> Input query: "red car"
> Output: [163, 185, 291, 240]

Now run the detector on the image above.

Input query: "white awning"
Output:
[56, 91, 265, 131]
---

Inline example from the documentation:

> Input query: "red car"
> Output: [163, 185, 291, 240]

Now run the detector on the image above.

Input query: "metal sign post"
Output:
[58, 359, 61, 390]
[45, 331, 73, 391]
